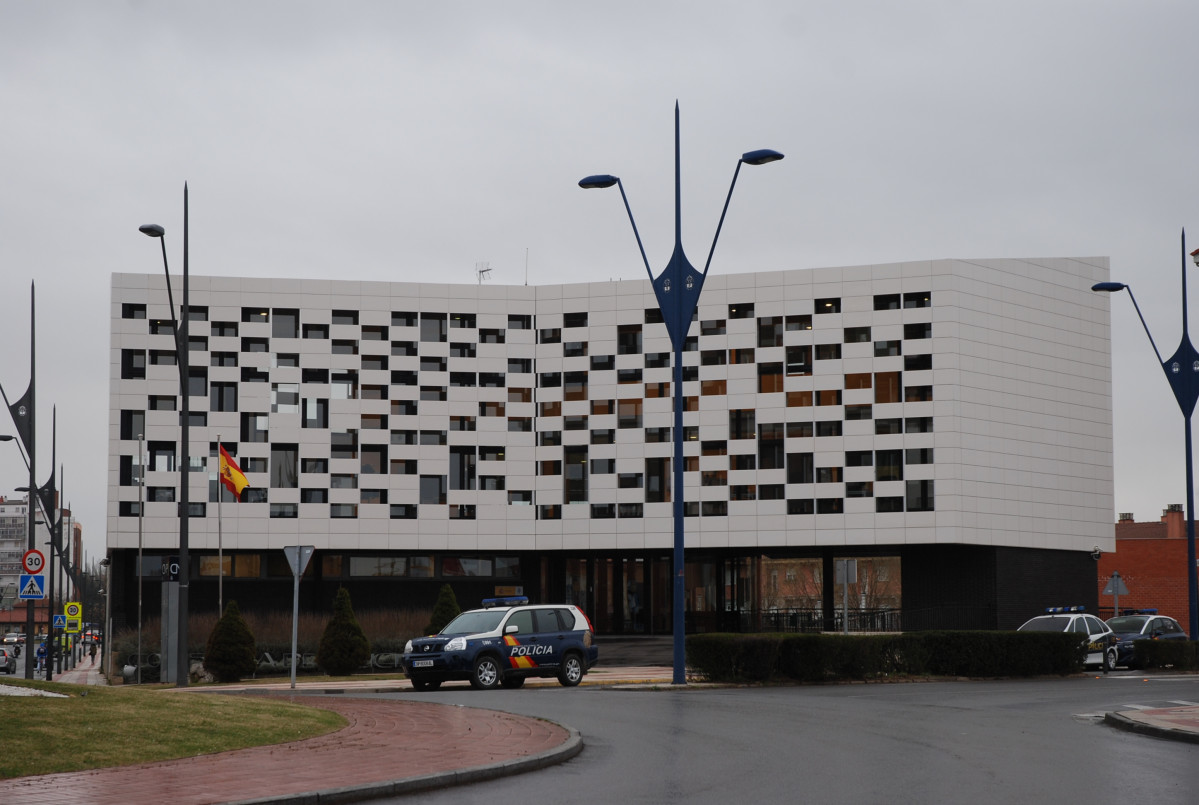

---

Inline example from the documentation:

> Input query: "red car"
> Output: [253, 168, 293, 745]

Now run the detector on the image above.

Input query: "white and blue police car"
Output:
[402, 597, 599, 690]
[1017, 606, 1118, 672]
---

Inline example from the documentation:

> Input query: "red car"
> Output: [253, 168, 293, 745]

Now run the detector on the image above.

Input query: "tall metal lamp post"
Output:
[579, 104, 782, 684]
[138, 183, 191, 687]
[1091, 233, 1199, 639]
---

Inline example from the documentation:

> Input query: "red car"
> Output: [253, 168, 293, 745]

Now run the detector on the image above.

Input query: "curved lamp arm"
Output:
[579, 175, 653, 282]
[1092, 281, 1165, 365]
[703, 149, 784, 278]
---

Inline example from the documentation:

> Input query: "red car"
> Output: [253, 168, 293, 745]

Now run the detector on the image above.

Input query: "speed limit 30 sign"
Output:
[22, 549, 45, 574]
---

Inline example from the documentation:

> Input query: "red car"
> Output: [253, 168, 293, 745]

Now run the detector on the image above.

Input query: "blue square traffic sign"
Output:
[19, 574, 46, 600]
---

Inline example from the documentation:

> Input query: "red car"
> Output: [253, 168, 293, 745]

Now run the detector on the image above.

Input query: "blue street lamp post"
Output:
[1092, 234, 1199, 639]
[139, 184, 191, 687]
[580, 105, 782, 684]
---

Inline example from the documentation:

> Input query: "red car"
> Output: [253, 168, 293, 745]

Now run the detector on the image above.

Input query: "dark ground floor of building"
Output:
[103, 543, 1100, 637]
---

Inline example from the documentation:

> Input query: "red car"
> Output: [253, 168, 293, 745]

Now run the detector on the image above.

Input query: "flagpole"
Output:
[217, 434, 223, 615]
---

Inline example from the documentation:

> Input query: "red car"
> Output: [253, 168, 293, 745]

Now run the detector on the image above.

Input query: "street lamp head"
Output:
[0, 435, 13, 442]
[741, 149, 785, 166]
[578, 174, 620, 189]
[138, 224, 165, 238]
[1091, 282, 1128, 293]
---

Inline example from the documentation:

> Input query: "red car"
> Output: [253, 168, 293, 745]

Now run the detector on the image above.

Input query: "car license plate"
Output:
[412, 659, 434, 668]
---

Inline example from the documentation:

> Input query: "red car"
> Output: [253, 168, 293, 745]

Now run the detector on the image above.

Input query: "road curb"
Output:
[1104, 711, 1199, 744]
[224, 725, 583, 805]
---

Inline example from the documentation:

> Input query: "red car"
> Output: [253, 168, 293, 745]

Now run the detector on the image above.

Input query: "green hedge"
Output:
[686, 631, 1087, 683]
[1133, 639, 1199, 670]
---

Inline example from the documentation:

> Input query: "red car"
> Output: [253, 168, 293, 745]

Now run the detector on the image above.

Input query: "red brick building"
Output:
[1097, 504, 1197, 624]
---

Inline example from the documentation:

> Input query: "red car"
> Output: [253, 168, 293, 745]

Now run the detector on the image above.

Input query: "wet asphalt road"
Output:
[364, 673, 1199, 805]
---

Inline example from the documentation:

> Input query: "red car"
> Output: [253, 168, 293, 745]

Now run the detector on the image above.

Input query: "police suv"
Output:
[402, 597, 599, 690]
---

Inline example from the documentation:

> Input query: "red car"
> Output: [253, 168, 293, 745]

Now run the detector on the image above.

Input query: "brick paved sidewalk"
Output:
[0, 695, 579, 805]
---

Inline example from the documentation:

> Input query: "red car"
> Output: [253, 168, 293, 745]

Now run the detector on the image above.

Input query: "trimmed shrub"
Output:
[689, 630, 1087, 684]
[316, 588, 371, 676]
[424, 584, 462, 635]
[203, 600, 258, 683]
[1135, 639, 1198, 670]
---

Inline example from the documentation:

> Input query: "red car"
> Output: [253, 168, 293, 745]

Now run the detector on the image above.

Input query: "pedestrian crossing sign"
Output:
[18, 574, 45, 600]
[53, 614, 66, 629]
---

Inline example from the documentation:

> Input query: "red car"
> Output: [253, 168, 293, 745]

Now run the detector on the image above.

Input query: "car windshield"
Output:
[1107, 616, 1150, 633]
[1018, 616, 1071, 632]
[440, 610, 507, 636]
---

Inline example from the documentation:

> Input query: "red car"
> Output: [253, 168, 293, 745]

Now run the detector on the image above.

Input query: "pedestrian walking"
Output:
[89, 641, 97, 665]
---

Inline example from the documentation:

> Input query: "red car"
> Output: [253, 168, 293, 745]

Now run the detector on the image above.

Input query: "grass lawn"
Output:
[0, 678, 346, 780]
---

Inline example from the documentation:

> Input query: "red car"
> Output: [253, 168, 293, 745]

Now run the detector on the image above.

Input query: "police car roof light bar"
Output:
[1045, 605, 1085, 613]
[481, 596, 529, 608]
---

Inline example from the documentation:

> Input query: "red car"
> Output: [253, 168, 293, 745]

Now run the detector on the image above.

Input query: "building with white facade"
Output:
[106, 256, 1115, 634]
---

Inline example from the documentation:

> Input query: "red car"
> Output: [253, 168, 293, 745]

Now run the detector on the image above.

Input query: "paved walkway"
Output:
[3, 663, 1197, 804]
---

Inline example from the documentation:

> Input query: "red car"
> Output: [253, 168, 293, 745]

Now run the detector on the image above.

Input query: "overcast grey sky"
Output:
[2, 1, 1198, 563]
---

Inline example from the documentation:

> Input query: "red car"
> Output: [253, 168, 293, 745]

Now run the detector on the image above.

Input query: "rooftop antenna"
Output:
[524, 248, 529, 286]
[476, 262, 492, 284]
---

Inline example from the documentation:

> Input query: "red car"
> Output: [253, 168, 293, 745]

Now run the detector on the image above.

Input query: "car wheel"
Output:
[1104, 647, 1118, 673]
[500, 675, 525, 689]
[470, 655, 503, 690]
[409, 677, 441, 691]
[558, 652, 584, 687]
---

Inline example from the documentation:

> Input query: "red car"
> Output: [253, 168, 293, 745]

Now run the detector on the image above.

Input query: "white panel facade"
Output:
[107, 258, 1115, 557]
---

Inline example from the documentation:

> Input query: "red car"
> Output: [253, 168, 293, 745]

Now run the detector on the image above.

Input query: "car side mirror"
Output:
[505, 624, 519, 635]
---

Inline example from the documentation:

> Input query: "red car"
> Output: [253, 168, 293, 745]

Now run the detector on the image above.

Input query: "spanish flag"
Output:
[219, 445, 249, 501]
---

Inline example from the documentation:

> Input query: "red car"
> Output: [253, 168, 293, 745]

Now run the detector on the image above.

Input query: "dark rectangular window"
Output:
[876, 450, 903, 482]
[119, 409, 145, 440]
[450, 446, 476, 491]
[874, 294, 900, 311]
[844, 326, 871, 343]
[303, 323, 328, 339]
[904, 354, 932, 371]
[617, 324, 642, 355]
[420, 313, 447, 342]
[392, 311, 417, 327]
[904, 322, 932, 340]
[539, 328, 561, 344]
[212, 321, 238, 337]
[211, 382, 237, 412]
[875, 418, 903, 435]
[565, 445, 588, 503]
[272, 309, 299, 338]
[242, 308, 269, 324]
[728, 303, 754, 320]
[906, 480, 934, 511]
[729, 409, 755, 440]
[815, 298, 841, 314]
[121, 349, 146, 380]
[758, 423, 785, 470]
[903, 291, 931, 309]
[905, 416, 933, 433]
[332, 310, 358, 325]
[420, 475, 447, 505]
[787, 452, 814, 484]
[757, 316, 783, 348]
[271, 444, 298, 488]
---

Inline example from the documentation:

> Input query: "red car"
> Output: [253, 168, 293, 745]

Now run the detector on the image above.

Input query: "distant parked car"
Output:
[1017, 606, 1117, 671]
[0, 646, 17, 674]
[1105, 612, 1189, 668]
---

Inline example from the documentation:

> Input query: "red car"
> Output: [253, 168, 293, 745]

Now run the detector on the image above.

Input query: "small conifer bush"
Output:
[203, 600, 258, 683]
[424, 583, 461, 635]
[317, 587, 371, 676]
